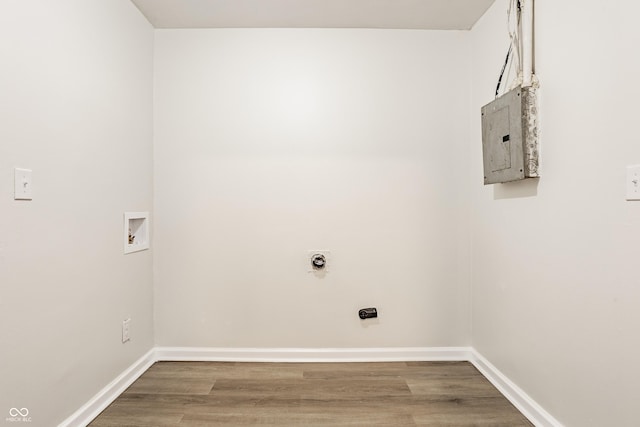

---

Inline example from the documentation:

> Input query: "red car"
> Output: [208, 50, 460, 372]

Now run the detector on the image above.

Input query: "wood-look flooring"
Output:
[89, 361, 533, 426]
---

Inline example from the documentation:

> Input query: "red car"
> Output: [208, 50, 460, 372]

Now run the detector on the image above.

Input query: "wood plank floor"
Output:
[89, 361, 533, 426]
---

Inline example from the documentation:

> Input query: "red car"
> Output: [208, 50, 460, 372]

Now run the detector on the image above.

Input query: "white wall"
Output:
[153, 29, 472, 348]
[0, 1, 154, 425]
[470, 1, 640, 426]
[7, 1, 637, 424]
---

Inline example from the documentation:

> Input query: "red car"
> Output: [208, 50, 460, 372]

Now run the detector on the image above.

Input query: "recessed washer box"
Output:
[481, 86, 539, 185]
[124, 212, 149, 254]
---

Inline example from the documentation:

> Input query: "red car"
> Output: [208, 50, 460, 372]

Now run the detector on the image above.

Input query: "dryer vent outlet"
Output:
[311, 253, 326, 270]
[308, 250, 331, 274]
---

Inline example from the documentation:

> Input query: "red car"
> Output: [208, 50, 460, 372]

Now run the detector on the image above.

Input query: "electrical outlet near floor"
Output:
[122, 318, 131, 343]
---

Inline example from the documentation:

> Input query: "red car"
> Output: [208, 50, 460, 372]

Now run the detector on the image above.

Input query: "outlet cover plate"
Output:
[122, 318, 131, 343]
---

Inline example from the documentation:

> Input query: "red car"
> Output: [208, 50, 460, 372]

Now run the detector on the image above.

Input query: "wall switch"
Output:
[122, 318, 131, 343]
[14, 168, 33, 200]
[626, 165, 640, 201]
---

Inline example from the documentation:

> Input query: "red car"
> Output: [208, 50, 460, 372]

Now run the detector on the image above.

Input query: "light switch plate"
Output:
[627, 165, 640, 201]
[14, 168, 33, 200]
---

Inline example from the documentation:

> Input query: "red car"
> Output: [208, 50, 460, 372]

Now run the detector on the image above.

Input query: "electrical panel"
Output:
[481, 86, 539, 185]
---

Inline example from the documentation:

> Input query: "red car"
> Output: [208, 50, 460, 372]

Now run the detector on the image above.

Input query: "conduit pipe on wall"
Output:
[521, 0, 534, 87]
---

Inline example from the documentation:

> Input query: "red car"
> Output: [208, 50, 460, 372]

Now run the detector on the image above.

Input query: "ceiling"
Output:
[130, 0, 495, 30]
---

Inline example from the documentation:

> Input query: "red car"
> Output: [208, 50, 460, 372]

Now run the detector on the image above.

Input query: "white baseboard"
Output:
[470, 350, 563, 427]
[57, 349, 156, 427]
[154, 346, 473, 363]
[59, 346, 561, 427]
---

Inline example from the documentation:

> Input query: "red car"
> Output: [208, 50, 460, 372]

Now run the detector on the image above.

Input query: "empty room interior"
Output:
[1, 0, 639, 426]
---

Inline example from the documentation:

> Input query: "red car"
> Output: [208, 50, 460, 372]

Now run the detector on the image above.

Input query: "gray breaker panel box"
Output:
[481, 85, 539, 185]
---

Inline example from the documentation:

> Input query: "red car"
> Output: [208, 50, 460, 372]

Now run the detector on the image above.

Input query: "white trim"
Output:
[470, 350, 563, 427]
[57, 349, 156, 427]
[154, 346, 473, 363]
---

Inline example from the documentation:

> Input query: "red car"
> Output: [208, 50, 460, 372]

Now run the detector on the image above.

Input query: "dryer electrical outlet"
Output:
[481, 86, 539, 185]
